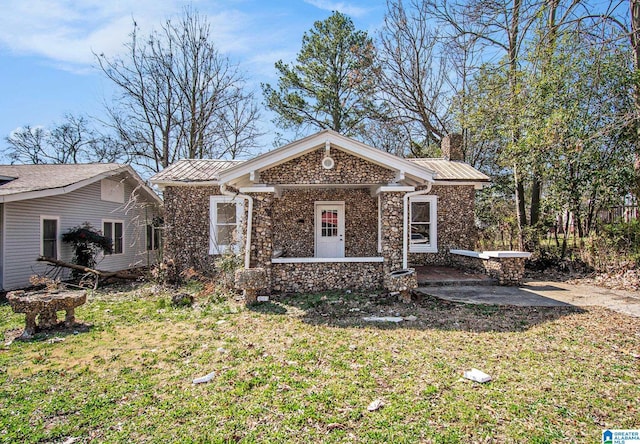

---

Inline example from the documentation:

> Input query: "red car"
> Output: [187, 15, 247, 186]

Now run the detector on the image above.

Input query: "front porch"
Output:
[415, 265, 495, 286]
[271, 259, 384, 293]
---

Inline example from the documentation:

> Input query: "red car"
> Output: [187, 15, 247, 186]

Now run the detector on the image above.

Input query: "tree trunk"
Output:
[530, 176, 541, 226]
[631, 0, 640, 196]
[36, 257, 140, 280]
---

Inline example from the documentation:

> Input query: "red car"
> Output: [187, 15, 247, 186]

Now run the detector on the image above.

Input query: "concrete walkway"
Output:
[417, 280, 640, 318]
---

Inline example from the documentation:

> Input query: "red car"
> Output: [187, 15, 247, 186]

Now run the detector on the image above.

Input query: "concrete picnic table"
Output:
[7, 289, 87, 339]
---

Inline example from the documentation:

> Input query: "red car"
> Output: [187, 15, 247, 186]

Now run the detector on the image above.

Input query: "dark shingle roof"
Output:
[0, 163, 125, 196]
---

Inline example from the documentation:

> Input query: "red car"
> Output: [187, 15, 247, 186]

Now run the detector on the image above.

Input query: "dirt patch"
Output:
[259, 291, 584, 333]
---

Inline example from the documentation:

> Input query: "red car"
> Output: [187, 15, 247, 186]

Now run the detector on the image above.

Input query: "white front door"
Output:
[315, 202, 345, 258]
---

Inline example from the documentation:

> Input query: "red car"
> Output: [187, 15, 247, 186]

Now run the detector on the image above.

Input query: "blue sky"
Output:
[0, 0, 388, 161]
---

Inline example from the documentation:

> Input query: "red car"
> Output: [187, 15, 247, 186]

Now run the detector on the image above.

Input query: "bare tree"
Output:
[216, 87, 265, 159]
[96, 8, 262, 173]
[377, 0, 452, 150]
[5, 125, 47, 164]
[5, 114, 124, 165]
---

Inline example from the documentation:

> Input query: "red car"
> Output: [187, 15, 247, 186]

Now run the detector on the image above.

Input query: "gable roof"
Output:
[0, 163, 162, 204]
[150, 130, 491, 189]
[216, 129, 435, 186]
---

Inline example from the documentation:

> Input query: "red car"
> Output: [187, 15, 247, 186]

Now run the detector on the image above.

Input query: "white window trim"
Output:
[40, 215, 60, 259]
[103, 219, 125, 255]
[209, 196, 244, 255]
[409, 195, 438, 253]
[146, 224, 162, 251]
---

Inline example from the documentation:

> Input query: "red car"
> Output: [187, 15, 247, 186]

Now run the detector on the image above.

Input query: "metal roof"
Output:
[0, 163, 125, 196]
[407, 159, 490, 182]
[150, 151, 490, 186]
[150, 159, 243, 184]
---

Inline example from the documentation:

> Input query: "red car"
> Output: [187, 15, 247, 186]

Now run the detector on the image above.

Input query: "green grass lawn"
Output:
[1, 284, 638, 443]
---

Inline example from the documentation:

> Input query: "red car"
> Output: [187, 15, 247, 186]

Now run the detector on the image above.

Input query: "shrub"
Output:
[214, 252, 243, 289]
[62, 223, 112, 273]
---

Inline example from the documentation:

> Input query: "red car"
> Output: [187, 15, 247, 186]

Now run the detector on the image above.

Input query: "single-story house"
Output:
[150, 130, 490, 293]
[0, 163, 162, 291]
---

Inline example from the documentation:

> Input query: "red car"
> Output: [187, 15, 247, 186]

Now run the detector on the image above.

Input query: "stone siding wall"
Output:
[272, 188, 378, 257]
[408, 184, 478, 266]
[450, 254, 485, 273]
[451, 254, 526, 285]
[272, 262, 383, 293]
[380, 192, 404, 273]
[163, 185, 220, 274]
[260, 147, 396, 184]
[248, 193, 274, 285]
[484, 257, 526, 285]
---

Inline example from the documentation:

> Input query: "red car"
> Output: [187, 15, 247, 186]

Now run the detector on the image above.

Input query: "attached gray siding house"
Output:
[0, 164, 162, 291]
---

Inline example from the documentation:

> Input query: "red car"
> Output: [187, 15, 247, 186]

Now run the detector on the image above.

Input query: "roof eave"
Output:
[150, 179, 221, 191]
[0, 165, 162, 205]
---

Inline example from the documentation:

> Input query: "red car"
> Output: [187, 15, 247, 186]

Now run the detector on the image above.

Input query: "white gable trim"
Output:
[217, 130, 436, 185]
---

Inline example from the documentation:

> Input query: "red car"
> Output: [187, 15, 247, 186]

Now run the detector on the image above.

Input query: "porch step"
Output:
[417, 277, 498, 287]
[414, 266, 497, 287]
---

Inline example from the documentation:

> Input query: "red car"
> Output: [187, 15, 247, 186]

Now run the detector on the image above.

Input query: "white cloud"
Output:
[303, 0, 369, 18]
[0, 0, 250, 68]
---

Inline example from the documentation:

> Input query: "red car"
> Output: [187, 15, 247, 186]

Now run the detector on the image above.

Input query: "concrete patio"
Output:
[414, 266, 640, 318]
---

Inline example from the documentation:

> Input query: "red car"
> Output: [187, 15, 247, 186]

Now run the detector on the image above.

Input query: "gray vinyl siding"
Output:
[2, 181, 160, 291]
[0, 203, 4, 289]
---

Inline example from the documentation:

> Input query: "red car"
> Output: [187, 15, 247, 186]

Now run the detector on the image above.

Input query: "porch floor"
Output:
[414, 266, 496, 287]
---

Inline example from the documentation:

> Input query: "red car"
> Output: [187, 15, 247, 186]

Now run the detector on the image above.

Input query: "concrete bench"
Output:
[7, 290, 87, 339]
[450, 249, 532, 285]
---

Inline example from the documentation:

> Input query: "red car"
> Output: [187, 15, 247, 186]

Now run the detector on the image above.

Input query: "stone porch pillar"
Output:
[247, 193, 274, 292]
[380, 192, 404, 275]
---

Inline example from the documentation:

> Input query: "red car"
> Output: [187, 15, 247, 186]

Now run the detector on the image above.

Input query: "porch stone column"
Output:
[248, 193, 274, 292]
[380, 192, 404, 275]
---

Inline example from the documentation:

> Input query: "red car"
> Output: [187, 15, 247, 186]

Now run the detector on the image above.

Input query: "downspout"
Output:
[220, 183, 253, 270]
[402, 182, 433, 269]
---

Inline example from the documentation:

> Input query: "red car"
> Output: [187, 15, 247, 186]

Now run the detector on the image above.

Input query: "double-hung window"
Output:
[41, 216, 59, 259]
[103, 220, 124, 255]
[146, 224, 162, 251]
[409, 195, 438, 253]
[210, 196, 243, 255]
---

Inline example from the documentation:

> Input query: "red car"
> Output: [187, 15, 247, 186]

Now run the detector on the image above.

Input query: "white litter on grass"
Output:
[257, 296, 269, 302]
[463, 368, 492, 383]
[367, 399, 385, 411]
[215, 319, 226, 325]
[192, 371, 216, 384]
[362, 316, 404, 323]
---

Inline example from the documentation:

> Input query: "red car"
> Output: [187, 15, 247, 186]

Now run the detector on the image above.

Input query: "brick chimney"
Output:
[441, 134, 464, 161]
